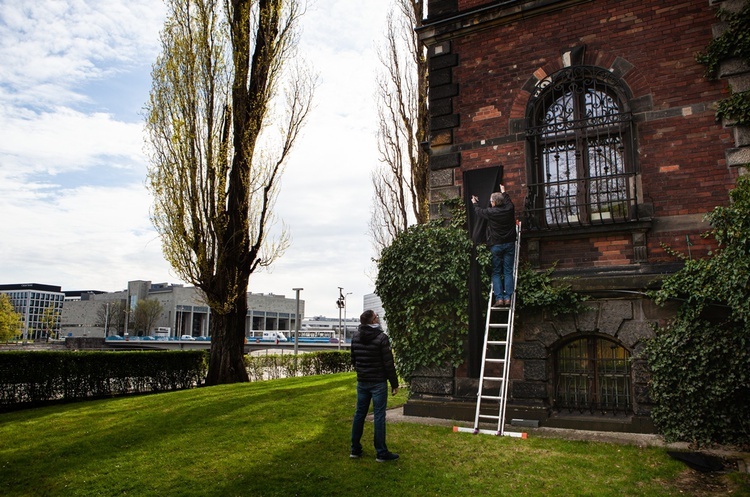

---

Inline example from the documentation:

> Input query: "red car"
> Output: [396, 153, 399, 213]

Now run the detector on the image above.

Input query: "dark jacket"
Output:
[350, 324, 399, 389]
[472, 193, 516, 246]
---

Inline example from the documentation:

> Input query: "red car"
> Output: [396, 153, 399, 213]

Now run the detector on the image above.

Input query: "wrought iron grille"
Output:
[554, 337, 632, 414]
[525, 66, 638, 230]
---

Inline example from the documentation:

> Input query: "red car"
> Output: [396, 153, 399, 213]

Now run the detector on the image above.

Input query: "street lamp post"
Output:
[336, 287, 345, 351]
[293, 288, 303, 356]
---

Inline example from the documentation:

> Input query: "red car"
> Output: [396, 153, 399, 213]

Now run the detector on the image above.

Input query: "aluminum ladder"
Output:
[455, 222, 525, 437]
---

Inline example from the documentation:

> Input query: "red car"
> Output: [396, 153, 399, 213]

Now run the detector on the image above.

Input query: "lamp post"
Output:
[336, 287, 345, 351]
[293, 288, 303, 356]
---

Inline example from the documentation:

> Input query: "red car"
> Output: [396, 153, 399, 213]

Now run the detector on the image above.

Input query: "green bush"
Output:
[0, 350, 207, 410]
[375, 219, 472, 382]
[244, 350, 352, 381]
[647, 175, 750, 447]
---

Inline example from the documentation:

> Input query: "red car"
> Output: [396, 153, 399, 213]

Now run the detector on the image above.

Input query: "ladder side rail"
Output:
[472, 285, 496, 431]
[497, 222, 522, 435]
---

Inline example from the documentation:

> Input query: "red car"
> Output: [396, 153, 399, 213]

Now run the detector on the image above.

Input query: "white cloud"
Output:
[0, 0, 393, 316]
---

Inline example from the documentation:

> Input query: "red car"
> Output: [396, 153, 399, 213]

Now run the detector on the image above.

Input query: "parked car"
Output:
[180, 335, 196, 341]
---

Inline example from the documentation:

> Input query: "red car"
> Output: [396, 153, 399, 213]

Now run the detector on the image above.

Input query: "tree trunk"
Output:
[205, 299, 250, 385]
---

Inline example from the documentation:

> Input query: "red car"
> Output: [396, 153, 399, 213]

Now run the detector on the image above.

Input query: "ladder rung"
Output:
[478, 414, 500, 420]
[489, 324, 509, 328]
[485, 358, 505, 363]
[482, 376, 504, 382]
[487, 340, 507, 345]
[480, 395, 502, 401]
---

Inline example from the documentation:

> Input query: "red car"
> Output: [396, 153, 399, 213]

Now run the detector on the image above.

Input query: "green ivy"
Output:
[716, 90, 750, 125]
[376, 218, 472, 382]
[646, 175, 750, 447]
[516, 263, 589, 316]
[696, 4, 750, 78]
[696, 3, 750, 125]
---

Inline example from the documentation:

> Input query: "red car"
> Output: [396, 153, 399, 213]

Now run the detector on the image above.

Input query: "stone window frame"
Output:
[553, 333, 633, 414]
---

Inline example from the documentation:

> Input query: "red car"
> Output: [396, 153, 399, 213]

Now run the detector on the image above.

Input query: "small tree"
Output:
[40, 305, 61, 340]
[133, 299, 164, 336]
[96, 300, 127, 336]
[647, 175, 750, 447]
[0, 294, 23, 343]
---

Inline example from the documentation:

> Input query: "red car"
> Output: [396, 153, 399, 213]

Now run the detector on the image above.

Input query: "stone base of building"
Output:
[403, 398, 657, 434]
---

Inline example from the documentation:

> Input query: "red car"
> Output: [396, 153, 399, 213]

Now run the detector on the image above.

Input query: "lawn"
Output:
[0, 372, 746, 496]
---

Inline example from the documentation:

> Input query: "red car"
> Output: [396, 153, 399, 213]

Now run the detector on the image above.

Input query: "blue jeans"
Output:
[351, 381, 389, 456]
[490, 242, 515, 301]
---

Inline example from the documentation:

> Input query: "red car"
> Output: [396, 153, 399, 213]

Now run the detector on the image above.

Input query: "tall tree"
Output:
[146, 0, 314, 384]
[370, 0, 429, 253]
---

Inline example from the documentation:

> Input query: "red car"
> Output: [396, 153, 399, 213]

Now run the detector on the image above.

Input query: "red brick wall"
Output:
[447, 0, 738, 267]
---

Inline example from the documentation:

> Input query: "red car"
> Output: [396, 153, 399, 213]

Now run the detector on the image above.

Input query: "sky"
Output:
[0, 1, 395, 318]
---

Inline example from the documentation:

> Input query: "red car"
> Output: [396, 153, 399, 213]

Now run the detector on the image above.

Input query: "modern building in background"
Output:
[59, 280, 305, 338]
[1, 280, 305, 339]
[363, 293, 387, 332]
[0, 284, 65, 340]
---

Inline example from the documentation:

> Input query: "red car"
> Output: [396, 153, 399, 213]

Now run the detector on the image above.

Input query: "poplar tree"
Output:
[146, 0, 314, 384]
[370, 0, 429, 253]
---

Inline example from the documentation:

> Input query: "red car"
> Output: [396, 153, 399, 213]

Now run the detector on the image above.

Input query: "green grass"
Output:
[0, 373, 746, 496]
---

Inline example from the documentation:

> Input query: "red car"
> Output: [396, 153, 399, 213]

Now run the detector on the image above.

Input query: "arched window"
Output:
[526, 66, 637, 230]
[554, 335, 632, 414]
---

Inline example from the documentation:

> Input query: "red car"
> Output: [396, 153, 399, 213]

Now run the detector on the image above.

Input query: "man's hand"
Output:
[471, 195, 478, 204]
[499, 184, 506, 193]
[392, 387, 399, 396]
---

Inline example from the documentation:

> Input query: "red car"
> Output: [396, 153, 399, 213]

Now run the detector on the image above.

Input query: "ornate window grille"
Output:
[554, 336, 632, 414]
[525, 66, 638, 230]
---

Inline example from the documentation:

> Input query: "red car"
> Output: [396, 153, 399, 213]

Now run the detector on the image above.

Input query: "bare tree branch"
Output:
[370, 0, 429, 254]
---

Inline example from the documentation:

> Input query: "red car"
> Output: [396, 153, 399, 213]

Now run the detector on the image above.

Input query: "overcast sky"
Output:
[0, 1, 394, 318]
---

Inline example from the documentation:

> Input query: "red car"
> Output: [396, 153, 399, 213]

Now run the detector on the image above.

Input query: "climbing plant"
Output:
[646, 175, 750, 447]
[696, 2, 750, 125]
[376, 218, 472, 382]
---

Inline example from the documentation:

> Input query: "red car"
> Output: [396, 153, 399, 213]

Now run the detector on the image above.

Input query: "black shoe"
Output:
[376, 452, 399, 462]
[350, 451, 363, 459]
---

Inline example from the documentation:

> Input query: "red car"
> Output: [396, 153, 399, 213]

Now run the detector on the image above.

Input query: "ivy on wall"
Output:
[646, 176, 750, 447]
[696, 2, 750, 125]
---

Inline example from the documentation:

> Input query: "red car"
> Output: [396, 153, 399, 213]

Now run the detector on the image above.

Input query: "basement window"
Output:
[554, 336, 632, 414]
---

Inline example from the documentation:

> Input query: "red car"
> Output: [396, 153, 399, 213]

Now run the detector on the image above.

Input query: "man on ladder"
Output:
[457, 185, 525, 437]
[471, 184, 516, 307]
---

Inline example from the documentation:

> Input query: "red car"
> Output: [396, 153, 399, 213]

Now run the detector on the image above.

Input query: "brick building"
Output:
[406, 0, 747, 432]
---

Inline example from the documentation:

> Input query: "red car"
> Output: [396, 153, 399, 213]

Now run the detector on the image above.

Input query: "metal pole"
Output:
[104, 302, 109, 337]
[293, 288, 303, 356]
[337, 287, 344, 350]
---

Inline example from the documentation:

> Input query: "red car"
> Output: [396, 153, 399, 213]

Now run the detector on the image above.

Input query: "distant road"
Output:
[106, 340, 349, 353]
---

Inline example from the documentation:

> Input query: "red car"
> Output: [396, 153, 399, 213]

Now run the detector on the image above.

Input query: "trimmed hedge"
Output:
[0, 350, 207, 410]
[245, 351, 352, 381]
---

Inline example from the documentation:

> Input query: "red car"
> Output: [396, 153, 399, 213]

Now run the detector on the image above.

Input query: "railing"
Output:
[522, 171, 640, 231]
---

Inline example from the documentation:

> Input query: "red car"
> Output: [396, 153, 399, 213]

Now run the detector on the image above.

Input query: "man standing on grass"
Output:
[350, 309, 400, 462]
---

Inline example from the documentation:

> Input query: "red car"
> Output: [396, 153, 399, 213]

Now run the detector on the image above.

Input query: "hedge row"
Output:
[246, 350, 352, 381]
[0, 350, 207, 410]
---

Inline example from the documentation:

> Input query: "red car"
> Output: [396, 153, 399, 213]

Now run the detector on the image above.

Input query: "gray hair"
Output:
[490, 192, 505, 206]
